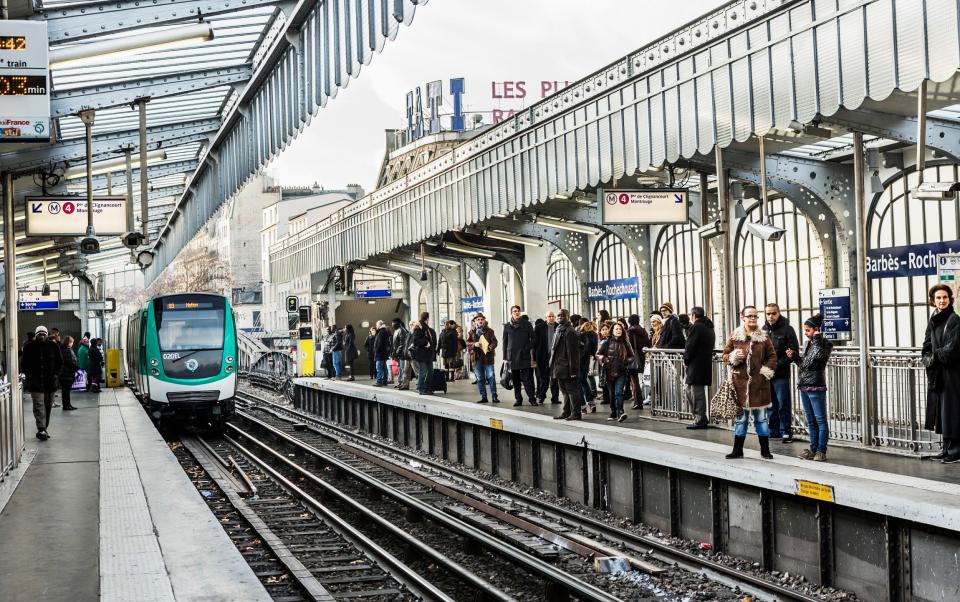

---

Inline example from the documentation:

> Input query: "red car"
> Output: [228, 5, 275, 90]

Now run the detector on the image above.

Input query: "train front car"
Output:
[145, 293, 237, 431]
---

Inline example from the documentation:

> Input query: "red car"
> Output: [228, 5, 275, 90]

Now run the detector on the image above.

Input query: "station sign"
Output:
[25, 196, 127, 236]
[600, 188, 688, 225]
[355, 279, 391, 299]
[867, 239, 960, 279]
[462, 296, 484, 313]
[18, 289, 59, 311]
[586, 276, 640, 303]
[818, 287, 851, 341]
[0, 21, 50, 142]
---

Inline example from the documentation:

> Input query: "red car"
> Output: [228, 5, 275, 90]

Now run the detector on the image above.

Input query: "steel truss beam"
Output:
[87, 160, 199, 189]
[51, 66, 252, 118]
[36, 0, 283, 44]
[1, 119, 219, 173]
[821, 109, 960, 162]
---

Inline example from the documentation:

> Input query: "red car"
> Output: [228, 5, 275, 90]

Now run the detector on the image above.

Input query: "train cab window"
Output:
[154, 295, 225, 351]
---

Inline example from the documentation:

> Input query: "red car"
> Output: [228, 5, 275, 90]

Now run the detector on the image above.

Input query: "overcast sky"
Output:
[269, 0, 722, 192]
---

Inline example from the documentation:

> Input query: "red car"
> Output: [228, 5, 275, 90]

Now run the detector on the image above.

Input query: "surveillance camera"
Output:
[744, 220, 786, 242]
[419, 270, 429, 282]
[135, 250, 154, 269]
[41, 283, 50, 296]
[913, 182, 960, 201]
[122, 231, 146, 249]
[697, 219, 726, 240]
[79, 237, 100, 254]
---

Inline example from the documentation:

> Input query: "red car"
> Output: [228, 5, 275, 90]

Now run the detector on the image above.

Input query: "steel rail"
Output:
[230, 410, 623, 602]
[221, 431, 457, 602]
[236, 388, 822, 602]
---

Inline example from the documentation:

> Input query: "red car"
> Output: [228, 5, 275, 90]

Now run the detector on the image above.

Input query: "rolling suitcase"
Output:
[430, 368, 448, 393]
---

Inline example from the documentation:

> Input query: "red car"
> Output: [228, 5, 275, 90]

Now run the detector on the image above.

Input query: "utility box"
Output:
[106, 348, 121, 387]
[297, 326, 314, 377]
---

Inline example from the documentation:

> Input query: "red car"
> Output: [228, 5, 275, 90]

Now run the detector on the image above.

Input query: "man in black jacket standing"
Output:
[533, 311, 559, 404]
[683, 307, 715, 429]
[657, 302, 686, 349]
[763, 303, 800, 442]
[21, 325, 63, 440]
[550, 309, 582, 420]
[411, 312, 437, 395]
[503, 306, 537, 406]
[372, 321, 392, 386]
[390, 318, 408, 388]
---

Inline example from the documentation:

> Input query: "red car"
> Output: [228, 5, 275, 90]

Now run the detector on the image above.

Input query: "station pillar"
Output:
[485, 260, 505, 330]
[522, 244, 549, 318]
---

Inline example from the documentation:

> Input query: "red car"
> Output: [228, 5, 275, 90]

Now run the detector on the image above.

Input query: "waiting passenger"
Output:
[626, 314, 651, 410]
[372, 321, 392, 387]
[596, 322, 635, 422]
[721, 306, 777, 460]
[59, 336, 79, 412]
[77, 335, 90, 390]
[439, 320, 460, 383]
[468, 313, 498, 403]
[398, 320, 420, 390]
[921, 284, 960, 463]
[577, 321, 598, 413]
[534, 312, 560, 404]
[763, 303, 800, 443]
[329, 324, 344, 380]
[343, 324, 358, 382]
[21, 325, 63, 440]
[551, 309, 583, 421]
[787, 314, 833, 462]
[657, 302, 686, 349]
[411, 312, 437, 395]
[390, 319, 408, 388]
[683, 307, 715, 429]
[503, 306, 537, 406]
[364, 327, 377, 380]
[88, 339, 104, 393]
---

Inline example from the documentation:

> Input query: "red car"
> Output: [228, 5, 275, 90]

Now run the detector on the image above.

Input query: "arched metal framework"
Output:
[736, 197, 825, 330]
[546, 247, 581, 312]
[418, 274, 478, 327]
[868, 163, 960, 347]
[654, 224, 720, 321]
[591, 233, 640, 319]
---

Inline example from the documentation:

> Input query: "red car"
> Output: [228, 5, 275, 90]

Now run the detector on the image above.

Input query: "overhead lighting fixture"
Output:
[65, 150, 167, 180]
[442, 241, 496, 258]
[913, 182, 960, 201]
[387, 259, 426, 271]
[786, 120, 833, 139]
[483, 229, 543, 247]
[50, 22, 215, 69]
[533, 215, 600, 236]
[419, 255, 461, 267]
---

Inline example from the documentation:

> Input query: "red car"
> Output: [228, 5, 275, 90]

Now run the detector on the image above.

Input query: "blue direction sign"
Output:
[462, 296, 484, 312]
[18, 290, 59, 311]
[355, 279, 391, 299]
[818, 287, 851, 341]
[586, 276, 640, 302]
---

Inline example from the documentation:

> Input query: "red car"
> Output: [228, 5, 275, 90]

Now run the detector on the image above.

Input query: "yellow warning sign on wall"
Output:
[489, 418, 504, 430]
[795, 479, 835, 502]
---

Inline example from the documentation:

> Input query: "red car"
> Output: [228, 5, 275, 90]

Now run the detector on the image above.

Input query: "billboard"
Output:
[0, 21, 51, 142]
[25, 196, 127, 236]
[600, 188, 688, 225]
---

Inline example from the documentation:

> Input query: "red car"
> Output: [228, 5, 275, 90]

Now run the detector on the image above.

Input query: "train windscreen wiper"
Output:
[170, 348, 218, 362]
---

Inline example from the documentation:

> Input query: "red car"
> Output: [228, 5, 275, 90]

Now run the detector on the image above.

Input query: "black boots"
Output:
[759, 436, 773, 459]
[725, 435, 745, 459]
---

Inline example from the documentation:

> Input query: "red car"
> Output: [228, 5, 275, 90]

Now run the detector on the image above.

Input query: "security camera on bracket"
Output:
[744, 219, 787, 242]
[79, 225, 100, 254]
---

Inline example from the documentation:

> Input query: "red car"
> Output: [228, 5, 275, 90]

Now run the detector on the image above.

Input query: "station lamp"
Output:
[442, 241, 495, 258]
[481, 229, 543, 247]
[532, 215, 601, 236]
[49, 23, 215, 69]
[418, 255, 461, 268]
[65, 150, 167, 180]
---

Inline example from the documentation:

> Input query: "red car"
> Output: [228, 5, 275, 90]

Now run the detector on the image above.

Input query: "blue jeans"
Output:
[605, 374, 627, 416]
[474, 363, 497, 400]
[767, 377, 792, 437]
[416, 361, 432, 393]
[734, 408, 770, 437]
[375, 359, 387, 385]
[800, 390, 829, 453]
[332, 351, 344, 377]
[578, 361, 593, 404]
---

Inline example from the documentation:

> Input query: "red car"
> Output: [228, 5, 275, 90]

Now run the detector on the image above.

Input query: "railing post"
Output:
[852, 132, 876, 446]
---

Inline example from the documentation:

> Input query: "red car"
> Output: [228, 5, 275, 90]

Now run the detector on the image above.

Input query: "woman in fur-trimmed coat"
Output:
[720, 305, 778, 460]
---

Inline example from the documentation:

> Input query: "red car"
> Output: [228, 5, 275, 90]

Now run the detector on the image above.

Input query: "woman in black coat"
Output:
[60, 336, 79, 411]
[88, 339, 104, 393]
[344, 324, 358, 381]
[363, 327, 377, 379]
[922, 284, 960, 463]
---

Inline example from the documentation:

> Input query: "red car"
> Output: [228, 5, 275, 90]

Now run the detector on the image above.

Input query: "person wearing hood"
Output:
[762, 303, 800, 443]
[920, 284, 960, 463]
[683, 307, 715, 429]
[502, 306, 538, 406]
[657, 302, 686, 349]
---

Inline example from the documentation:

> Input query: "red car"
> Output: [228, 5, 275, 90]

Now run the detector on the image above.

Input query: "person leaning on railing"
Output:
[921, 284, 960, 464]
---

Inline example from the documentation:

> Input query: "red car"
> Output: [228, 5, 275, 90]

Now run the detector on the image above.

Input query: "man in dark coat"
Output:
[922, 284, 960, 462]
[390, 318, 408, 388]
[372, 321, 392, 386]
[683, 307, 715, 429]
[411, 312, 437, 395]
[763, 303, 801, 442]
[533, 311, 559, 404]
[550, 309, 583, 420]
[503, 306, 537, 406]
[20, 325, 63, 440]
[657, 302, 686, 349]
[626, 314, 651, 409]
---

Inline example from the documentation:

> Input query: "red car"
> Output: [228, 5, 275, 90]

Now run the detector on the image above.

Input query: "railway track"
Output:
[235, 385, 830, 602]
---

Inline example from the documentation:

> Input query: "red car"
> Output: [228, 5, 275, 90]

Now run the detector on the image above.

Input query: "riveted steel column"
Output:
[717, 147, 736, 337]
[699, 171, 713, 317]
[852, 132, 875, 446]
[138, 100, 149, 243]
[124, 147, 134, 233]
[3, 173, 22, 466]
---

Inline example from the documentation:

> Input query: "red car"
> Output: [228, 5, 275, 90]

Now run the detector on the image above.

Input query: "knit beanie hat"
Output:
[659, 302, 674, 314]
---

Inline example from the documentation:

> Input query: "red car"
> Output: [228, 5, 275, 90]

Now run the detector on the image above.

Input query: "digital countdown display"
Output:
[0, 22, 49, 142]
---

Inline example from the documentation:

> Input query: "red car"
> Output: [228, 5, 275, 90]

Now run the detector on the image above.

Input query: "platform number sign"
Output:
[286, 296, 298, 314]
[0, 21, 50, 142]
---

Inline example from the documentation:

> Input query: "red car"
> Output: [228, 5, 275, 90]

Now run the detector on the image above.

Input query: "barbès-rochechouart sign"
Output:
[867, 240, 960, 279]
[586, 277, 640, 302]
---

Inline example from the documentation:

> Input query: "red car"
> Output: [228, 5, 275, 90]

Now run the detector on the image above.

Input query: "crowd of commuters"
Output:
[20, 327, 102, 441]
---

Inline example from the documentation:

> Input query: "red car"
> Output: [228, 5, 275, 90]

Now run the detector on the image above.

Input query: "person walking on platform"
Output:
[468, 313, 499, 404]
[411, 312, 437, 395]
[439, 320, 460, 382]
[626, 314, 651, 410]
[921, 284, 960, 463]
[364, 327, 377, 380]
[657, 302, 686, 349]
[721, 306, 778, 459]
[372, 321, 392, 386]
[21, 325, 63, 440]
[683, 307, 715, 429]
[551, 309, 583, 421]
[534, 311, 560, 404]
[503, 306, 537, 406]
[763, 303, 800, 443]
[787, 314, 833, 462]
[596, 322, 635, 422]
[391, 319, 408, 388]
[344, 324, 358, 381]
[88, 339, 104, 393]
[59, 336, 79, 411]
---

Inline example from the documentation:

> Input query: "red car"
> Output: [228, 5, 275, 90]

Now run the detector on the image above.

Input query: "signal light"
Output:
[286, 295, 298, 313]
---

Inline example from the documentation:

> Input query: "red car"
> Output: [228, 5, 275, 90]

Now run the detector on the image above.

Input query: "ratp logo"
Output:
[185, 358, 199, 372]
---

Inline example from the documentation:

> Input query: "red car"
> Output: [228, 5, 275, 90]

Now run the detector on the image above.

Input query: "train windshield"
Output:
[154, 295, 225, 351]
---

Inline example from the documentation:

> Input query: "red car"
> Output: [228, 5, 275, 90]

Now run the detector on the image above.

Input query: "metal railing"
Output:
[647, 347, 935, 455]
[0, 379, 22, 479]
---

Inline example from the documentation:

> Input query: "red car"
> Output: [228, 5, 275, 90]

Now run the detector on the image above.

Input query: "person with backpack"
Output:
[343, 324, 358, 381]
[372, 321, 392, 386]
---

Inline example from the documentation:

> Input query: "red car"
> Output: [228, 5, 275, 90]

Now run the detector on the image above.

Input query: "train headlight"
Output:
[226, 356, 234, 363]
[150, 368, 160, 376]
[226, 365, 234, 373]
[150, 359, 158, 366]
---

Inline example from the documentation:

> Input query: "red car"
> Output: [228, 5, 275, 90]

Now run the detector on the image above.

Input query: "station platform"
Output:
[295, 374, 960, 533]
[0, 388, 270, 602]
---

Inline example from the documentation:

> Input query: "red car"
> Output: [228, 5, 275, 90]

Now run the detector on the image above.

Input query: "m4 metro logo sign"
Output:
[25, 196, 127, 236]
[600, 188, 688, 225]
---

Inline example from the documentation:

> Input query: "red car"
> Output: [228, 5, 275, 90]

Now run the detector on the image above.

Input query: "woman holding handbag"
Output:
[720, 306, 778, 459]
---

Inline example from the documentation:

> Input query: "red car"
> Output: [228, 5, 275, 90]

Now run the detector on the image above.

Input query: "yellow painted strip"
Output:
[795, 479, 835, 502]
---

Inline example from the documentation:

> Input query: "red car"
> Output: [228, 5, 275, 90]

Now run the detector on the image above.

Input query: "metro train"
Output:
[119, 292, 237, 431]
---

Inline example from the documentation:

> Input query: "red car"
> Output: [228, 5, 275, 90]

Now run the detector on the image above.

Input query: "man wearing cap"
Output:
[657, 302, 686, 349]
[20, 326, 63, 441]
[467, 313, 499, 403]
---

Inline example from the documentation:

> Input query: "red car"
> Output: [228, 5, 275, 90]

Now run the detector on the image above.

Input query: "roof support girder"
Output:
[51, 65, 252, 118]
[820, 108, 960, 162]
[87, 159, 199, 190]
[37, 0, 283, 44]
